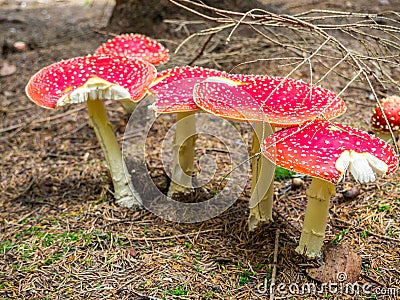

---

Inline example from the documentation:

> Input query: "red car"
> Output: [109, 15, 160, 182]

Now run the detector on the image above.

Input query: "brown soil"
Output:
[1, 0, 399, 299]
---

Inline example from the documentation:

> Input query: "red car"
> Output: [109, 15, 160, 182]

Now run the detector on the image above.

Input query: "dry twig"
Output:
[168, 0, 400, 154]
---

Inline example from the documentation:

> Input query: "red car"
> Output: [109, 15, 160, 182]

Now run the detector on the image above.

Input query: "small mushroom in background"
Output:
[261, 120, 398, 258]
[193, 75, 346, 230]
[25, 55, 156, 208]
[371, 95, 400, 143]
[95, 33, 169, 113]
[148, 66, 230, 199]
[95, 33, 169, 65]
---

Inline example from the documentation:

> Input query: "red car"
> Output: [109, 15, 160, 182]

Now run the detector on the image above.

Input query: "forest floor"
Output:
[0, 0, 399, 299]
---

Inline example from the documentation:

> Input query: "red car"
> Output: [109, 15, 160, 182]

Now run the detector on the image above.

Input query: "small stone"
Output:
[368, 93, 375, 101]
[0, 61, 17, 77]
[291, 177, 304, 189]
[342, 187, 360, 201]
[13, 41, 27, 51]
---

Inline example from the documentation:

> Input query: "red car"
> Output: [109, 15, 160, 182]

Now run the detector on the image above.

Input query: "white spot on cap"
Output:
[204, 76, 240, 86]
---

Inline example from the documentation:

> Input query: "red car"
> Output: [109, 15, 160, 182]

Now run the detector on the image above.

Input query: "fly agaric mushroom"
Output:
[149, 66, 232, 199]
[371, 95, 400, 143]
[95, 33, 169, 65]
[193, 76, 346, 230]
[25, 55, 156, 208]
[261, 120, 399, 258]
[95, 33, 169, 113]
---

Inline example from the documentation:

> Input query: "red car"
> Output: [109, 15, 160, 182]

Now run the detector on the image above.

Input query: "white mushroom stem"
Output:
[248, 122, 275, 230]
[295, 177, 336, 258]
[120, 99, 137, 114]
[167, 111, 198, 198]
[87, 99, 142, 208]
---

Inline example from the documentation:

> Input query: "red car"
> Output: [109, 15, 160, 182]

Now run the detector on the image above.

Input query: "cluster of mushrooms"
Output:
[26, 34, 399, 258]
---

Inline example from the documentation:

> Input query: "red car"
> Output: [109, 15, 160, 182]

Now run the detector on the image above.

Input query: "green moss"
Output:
[377, 203, 390, 212]
[238, 269, 254, 286]
[333, 228, 349, 244]
[202, 291, 214, 299]
[0, 240, 13, 253]
[44, 253, 63, 265]
[167, 285, 187, 296]
[274, 166, 295, 180]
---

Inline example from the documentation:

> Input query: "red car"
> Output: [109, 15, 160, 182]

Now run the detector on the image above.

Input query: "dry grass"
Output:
[1, 0, 399, 299]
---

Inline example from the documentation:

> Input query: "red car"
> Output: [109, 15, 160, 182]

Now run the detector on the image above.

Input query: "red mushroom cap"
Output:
[194, 75, 346, 126]
[371, 95, 400, 133]
[25, 55, 156, 109]
[149, 66, 256, 114]
[95, 34, 169, 65]
[261, 120, 398, 184]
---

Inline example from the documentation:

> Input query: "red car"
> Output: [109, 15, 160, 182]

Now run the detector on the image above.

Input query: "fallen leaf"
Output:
[306, 243, 361, 283]
[0, 61, 17, 77]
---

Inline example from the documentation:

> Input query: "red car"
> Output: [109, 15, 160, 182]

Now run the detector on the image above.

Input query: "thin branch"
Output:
[168, 0, 400, 158]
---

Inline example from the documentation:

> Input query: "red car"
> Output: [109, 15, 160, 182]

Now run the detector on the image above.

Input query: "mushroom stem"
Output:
[87, 99, 142, 208]
[248, 122, 275, 230]
[120, 100, 137, 114]
[296, 177, 336, 258]
[167, 111, 198, 198]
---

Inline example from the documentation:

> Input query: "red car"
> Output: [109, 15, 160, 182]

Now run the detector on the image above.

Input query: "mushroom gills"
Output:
[335, 150, 388, 184]
[56, 77, 131, 108]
